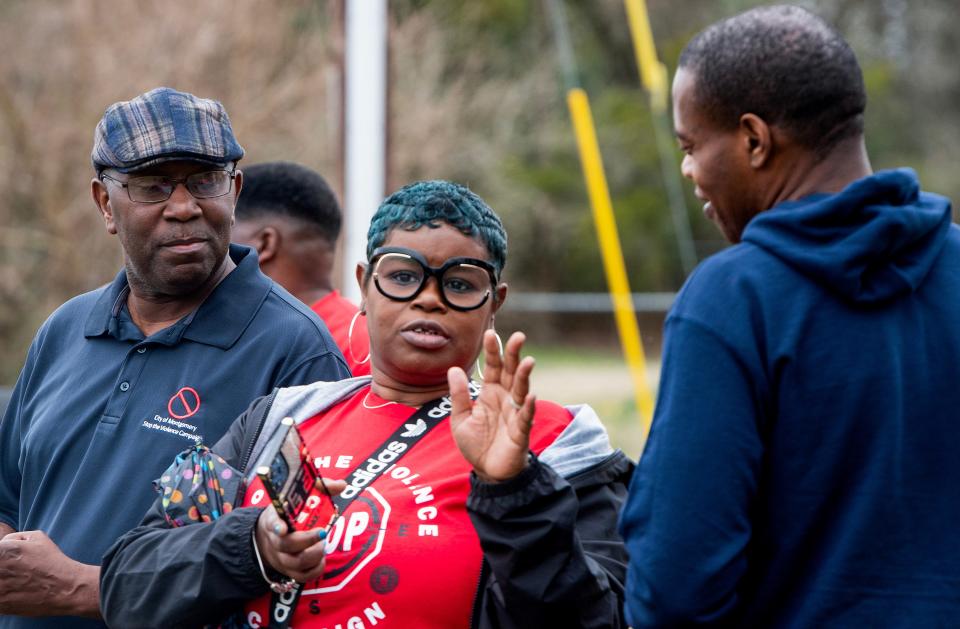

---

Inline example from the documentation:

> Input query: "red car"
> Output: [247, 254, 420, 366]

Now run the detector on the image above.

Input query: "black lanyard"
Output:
[266, 382, 479, 628]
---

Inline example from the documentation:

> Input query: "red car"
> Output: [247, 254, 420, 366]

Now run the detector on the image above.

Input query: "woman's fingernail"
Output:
[273, 523, 283, 535]
[317, 529, 327, 540]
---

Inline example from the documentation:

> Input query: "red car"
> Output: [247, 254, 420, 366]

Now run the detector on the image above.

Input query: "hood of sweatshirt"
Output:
[741, 168, 952, 304]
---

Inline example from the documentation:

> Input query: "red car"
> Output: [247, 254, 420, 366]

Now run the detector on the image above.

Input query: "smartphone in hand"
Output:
[254, 417, 338, 532]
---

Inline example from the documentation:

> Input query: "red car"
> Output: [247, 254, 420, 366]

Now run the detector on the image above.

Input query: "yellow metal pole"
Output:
[567, 87, 655, 433]
[624, 0, 668, 112]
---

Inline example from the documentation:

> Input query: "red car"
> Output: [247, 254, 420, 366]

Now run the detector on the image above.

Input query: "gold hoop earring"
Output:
[474, 329, 503, 382]
[347, 310, 370, 365]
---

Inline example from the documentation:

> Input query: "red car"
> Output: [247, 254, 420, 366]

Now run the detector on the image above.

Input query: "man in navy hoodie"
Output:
[619, 5, 960, 627]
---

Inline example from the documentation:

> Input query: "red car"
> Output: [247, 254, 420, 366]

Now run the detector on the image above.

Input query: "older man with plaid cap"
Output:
[0, 88, 350, 627]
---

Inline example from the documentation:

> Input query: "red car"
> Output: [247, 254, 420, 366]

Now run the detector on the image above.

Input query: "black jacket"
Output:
[101, 382, 633, 629]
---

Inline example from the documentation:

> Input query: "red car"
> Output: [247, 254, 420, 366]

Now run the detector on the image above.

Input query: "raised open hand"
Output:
[448, 329, 536, 482]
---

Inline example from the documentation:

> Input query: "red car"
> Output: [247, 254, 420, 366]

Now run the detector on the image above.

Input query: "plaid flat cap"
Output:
[91, 87, 244, 173]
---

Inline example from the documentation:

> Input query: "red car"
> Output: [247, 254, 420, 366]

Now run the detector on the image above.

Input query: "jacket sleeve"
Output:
[100, 395, 275, 629]
[467, 450, 633, 629]
[618, 317, 766, 627]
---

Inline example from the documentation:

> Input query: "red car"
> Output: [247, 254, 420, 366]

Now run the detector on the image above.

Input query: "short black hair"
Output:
[235, 161, 341, 243]
[678, 5, 866, 155]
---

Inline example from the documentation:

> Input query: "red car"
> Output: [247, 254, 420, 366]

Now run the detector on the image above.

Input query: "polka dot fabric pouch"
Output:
[153, 445, 243, 527]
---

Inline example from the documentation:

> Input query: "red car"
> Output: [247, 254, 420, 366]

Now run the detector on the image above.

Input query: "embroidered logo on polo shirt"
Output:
[139, 386, 205, 444]
[168, 387, 201, 419]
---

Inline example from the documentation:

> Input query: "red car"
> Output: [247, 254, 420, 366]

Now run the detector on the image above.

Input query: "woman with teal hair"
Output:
[101, 180, 632, 629]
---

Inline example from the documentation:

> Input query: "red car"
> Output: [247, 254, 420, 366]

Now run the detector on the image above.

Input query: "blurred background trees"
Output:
[1, 0, 957, 386]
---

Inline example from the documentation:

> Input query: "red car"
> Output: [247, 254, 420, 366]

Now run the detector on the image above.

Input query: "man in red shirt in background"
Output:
[233, 161, 370, 375]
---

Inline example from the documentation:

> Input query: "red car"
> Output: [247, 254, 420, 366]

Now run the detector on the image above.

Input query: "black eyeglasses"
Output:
[370, 246, 498, 311]
[100, 169, 235, 203]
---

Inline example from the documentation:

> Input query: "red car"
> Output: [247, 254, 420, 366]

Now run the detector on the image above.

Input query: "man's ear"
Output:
[739, 113, 773, 169]
[91, 177, 117, 235]
[232, 169, 243, 201]
[255, 226, 281, 265]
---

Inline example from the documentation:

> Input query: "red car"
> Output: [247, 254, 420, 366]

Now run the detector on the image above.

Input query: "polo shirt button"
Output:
[119, 381, 130, 392]
[137, 347, 147, 354]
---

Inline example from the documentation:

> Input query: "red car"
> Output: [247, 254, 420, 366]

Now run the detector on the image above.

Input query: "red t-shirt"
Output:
[312, 291, 370, 376]
[241, 386, 571, 628]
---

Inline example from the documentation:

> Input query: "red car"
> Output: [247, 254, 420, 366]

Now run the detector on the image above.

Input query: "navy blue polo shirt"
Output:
[0, 245, 349, 629]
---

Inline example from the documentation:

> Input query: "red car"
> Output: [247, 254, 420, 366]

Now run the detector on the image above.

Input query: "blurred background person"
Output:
[233, 161, 370, 375]
[101, 180, 632, 629]
[0, 88, 350, 627]
[619, 5, 960, 627]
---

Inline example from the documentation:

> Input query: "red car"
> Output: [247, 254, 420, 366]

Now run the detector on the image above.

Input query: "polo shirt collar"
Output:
[83, 244, 272, 350]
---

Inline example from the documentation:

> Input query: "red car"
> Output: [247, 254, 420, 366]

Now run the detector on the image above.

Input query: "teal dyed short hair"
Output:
[366, 180, 507, 276]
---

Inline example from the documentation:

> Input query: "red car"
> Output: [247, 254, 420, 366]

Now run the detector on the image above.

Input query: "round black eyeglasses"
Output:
[370, 246, 498, 311]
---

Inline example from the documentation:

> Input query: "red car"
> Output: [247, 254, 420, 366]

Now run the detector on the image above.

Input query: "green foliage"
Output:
[862, 62, 922, 171]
